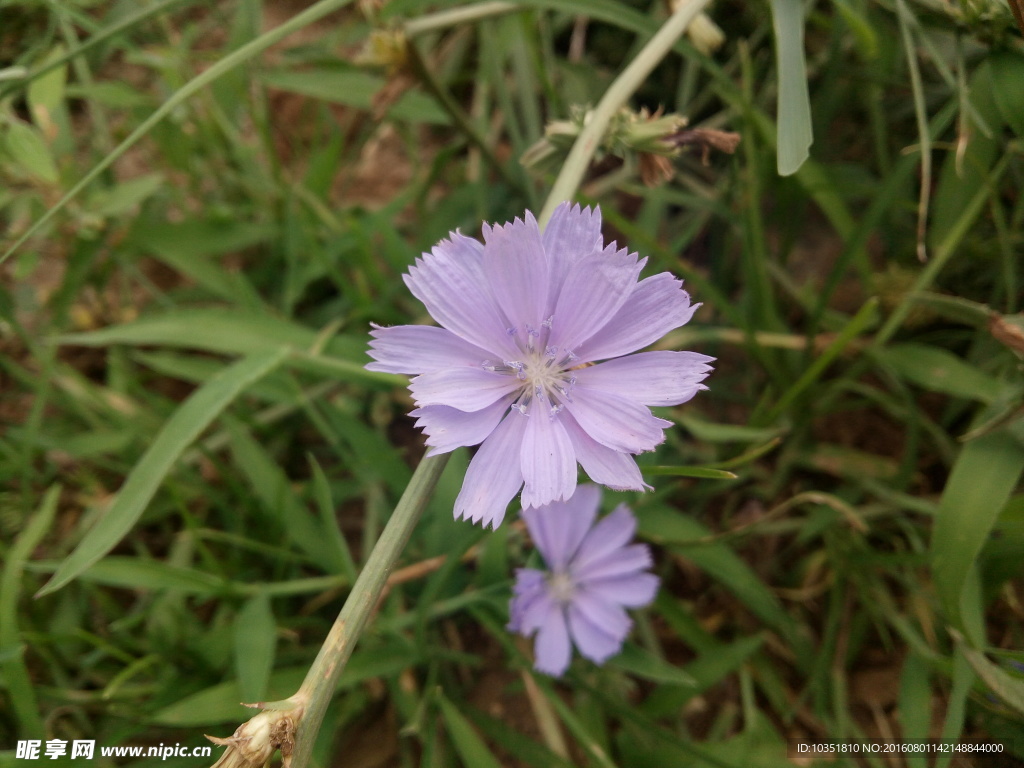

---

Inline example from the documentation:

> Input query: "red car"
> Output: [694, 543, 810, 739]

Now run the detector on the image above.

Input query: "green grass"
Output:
[2, 0, 1024, 766]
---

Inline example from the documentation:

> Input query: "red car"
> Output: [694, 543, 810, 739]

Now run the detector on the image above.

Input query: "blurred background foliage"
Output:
[1, 0, 1023, 766]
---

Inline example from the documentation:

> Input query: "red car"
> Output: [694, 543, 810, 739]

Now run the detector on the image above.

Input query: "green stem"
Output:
[1, 0, 359, 266]
[538, 0, 714, 227]
[403, 1, 519, 37]
[288, 453, 449, 768]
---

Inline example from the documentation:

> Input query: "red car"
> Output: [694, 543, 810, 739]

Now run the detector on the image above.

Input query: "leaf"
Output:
[57, 308, 388, 385]
[929, 62, 1000, 254]
[676, 415, 781, 444]
[227, 420, 342, 572]
[153, 640, 419, 725]
[3, 120, 59, 183]
[466, 708, 576, 768]
[436, 691, 504, 768]
[638, 506, 799, 644]
[260, 68, 450, 125]
[932, 422, 1024, 628]
[38, 349, 288, 596]
[769, 0, 813, 175]
[0, 486, 58, 739]
[88, 173, 165, 217]
[989, 51, 1024, 138]
[873, 343, 1004, 404]
[127, 218, 274, 306]
[957, 639, 1024, 715]
[234, 594, 277, 703]
[71, 558, 230, 596]
[642, 465, 737, 480]
[609, 644, 696, 687]
[27, 46, 66, 138]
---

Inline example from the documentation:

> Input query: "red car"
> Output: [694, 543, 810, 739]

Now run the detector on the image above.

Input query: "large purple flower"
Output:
[508, 485, 658, 676]
[367, 202, 712, 527]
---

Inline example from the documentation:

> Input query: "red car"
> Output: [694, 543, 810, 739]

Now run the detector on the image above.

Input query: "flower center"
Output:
[547, 571, 576, 604]
[480, 318, 578, 418]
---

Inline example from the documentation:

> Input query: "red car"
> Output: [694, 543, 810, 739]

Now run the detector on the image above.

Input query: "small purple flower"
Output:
[508, 485, 658, 676]
[367, 203, 712, 527]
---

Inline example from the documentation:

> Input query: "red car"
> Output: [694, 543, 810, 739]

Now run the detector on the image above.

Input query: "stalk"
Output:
[538, 0, 714, 227]
[210, 2, 711, 765]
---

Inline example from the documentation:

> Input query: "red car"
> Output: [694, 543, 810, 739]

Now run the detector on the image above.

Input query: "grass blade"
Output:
[38, 349, 288, 596]
[931, 423, 1024, 628]
[0, 486, 59, 738]
[769, 0, 813, 175]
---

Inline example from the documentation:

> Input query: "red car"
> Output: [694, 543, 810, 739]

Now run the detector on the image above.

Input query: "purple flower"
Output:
[507, 485, 658, 676]
[367, 203, 712, 527]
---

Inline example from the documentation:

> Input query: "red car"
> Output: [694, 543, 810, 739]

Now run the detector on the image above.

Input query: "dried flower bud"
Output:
[208, 703, 302, 768]
[990, 313, 1024, 358]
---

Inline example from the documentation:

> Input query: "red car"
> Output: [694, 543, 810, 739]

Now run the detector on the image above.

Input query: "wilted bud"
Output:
[686, 13, 726, 54]
[990, 313, 1024, 358]
[208, 702, 303, 768]
[356, 29, 409, 75]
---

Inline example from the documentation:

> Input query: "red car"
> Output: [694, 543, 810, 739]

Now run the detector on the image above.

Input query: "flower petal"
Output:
[521, 484, 601, 571]
[548, 245, 643, 352]
[586, 572, 660, 608]
[404, 233, 516, 357]
[568, 589, 632, 647]
[565, 386, 672, 453]
[567, 601, 627, 664]
[576, 273, 698, 363]
[508, 568, 553, 633]
[366, 324, 493, 374]
[561, 412, 649, 492]
[482, 212, 549, 334]
[520, 408, 577, 510]
[542, 202, 603, 313]
[574, 543, 653, 583]
[454, 412, 526, 527]
[409, 368, 520, 412]
[574, 350, 715, 407]
[571, 505, 638, 572]
[533, 603, 572, 676]
[411, 396, 513, 455]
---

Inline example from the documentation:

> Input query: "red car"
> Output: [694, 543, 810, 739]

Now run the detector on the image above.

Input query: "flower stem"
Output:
[288, 453, 449, 768]
[537, 0, 714, 227]
[403, 1, 518, 37]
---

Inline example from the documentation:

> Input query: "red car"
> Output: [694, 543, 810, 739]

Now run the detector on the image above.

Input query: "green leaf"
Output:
[88, 173, 165, 217]
[436, 691, 504, 768]
[989, 51, 1024, 138]
[929, 62, 1000, 254]
[932, 423, 1024, 628]
[957, 639, 1024, 715]
[466, 708, 576, 768]
[638, 506, 799, 644]
[127, 218, 274, 306]
[609, 644, 696, 687]
[38, 349, 288, 596]
[0, 486, 58, 739]
[27, 46, 66, 135]
[874, 343, 1004, 404]
[260, 68, 450, 125]
[769, 0, 813, 175]
[643, 465, 737, 480]
[676, 415, 781, 444]
[3, 120, 59, 183]
[227, 420, 342, 572]
[234, 594, 277, 703]
[154, 640, 419, 726]
[71, 558, 229, 596]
